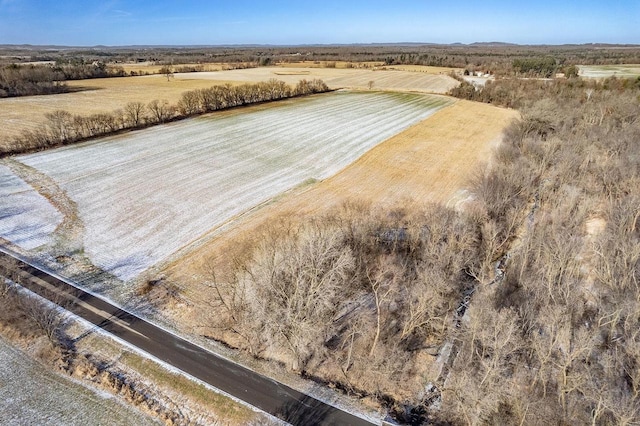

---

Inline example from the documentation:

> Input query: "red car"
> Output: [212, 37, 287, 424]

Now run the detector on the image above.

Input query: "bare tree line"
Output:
[450, 74, 640, 109]
[3, 78, 329, 156]
[0, 64, 68, 97]
[0, 62, 130, 98]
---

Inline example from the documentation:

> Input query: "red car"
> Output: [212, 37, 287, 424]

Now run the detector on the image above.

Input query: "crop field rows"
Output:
[578, 64, 640, 78]
[168, 99, 519, 283]
[326, 70, 458, 92]
[1, 92, 453, 284]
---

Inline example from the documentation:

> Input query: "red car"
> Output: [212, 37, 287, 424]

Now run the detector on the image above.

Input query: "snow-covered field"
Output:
[0, 337, 157, 425]
[578, 64, 640, 78]
[0, 164, 62, 250]
[8, 92, 452, 281]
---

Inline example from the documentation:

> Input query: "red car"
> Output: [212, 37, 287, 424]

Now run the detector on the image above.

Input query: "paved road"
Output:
[0, 248, 375, 426]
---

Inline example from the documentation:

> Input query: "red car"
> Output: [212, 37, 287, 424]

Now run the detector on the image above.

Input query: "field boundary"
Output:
[2, 80, 332, 157]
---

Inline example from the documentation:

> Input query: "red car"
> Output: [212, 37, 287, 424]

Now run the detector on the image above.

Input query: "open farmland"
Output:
[0, 164, 63, 250]
[175, 66, 459, 93]
[0, 66, 458, 143]
[0, 75, 245, 140]
[377, 64, 462, 74]
[116, 62, 225, 74]
[276, 60, 385, 68]
[0, 337, 157, 425]
[1, 92, 452, 285]
[167, 100, 518, 284]
[578, 64, 640, 78]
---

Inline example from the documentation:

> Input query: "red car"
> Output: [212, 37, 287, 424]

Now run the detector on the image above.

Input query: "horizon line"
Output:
[2, 41, 640, 50]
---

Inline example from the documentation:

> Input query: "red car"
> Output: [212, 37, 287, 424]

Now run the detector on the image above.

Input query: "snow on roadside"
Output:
[0, 337, 158, 425]
[0, 164, 62, 250]
[17, 92, 452, 283]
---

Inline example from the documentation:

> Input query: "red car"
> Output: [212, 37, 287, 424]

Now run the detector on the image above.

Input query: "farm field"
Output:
[0, 66, 459, 142]
[115, 62, 225, 74]
[1, 91, 452, 285]
[578, 64, 640, 78]
[166, 99, 519, 285]
[276, 60, 384, 68]
[276, 61, 460, 75]
[0, 75, 245, 140]
[0, 337, 157, 425]
[378, 64, 462, 74]
[175, 66, 459, 93]
[0, 164, 63, 250]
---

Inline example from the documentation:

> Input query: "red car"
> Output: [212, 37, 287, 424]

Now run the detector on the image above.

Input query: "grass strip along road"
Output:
[0, 247, 374, 426]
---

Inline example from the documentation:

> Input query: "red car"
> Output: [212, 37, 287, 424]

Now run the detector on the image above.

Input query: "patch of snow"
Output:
[0, 337, 157, 425]
[462, 75, 493, 87]
[0, 164, 62, 250]
[17, 92, 452, 282]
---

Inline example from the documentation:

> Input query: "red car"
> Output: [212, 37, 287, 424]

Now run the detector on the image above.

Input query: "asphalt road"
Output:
[0, 248, 375, 426]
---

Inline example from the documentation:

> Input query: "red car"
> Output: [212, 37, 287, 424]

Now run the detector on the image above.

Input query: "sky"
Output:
[0, 0, 638, 46]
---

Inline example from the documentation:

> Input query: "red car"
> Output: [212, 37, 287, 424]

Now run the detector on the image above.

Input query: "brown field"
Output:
[378, 64, 462, 74]
[276, 60, 384, 69]
[115, 62, 225, 74]
[176, 67, 458, 93]
[275, 61, 460, 74]
[164, 99, 518, 287]
[0, 75, 244, 140]
[0, 67, 459, 143]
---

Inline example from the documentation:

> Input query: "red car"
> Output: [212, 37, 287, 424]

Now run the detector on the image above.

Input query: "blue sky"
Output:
[0, 0, 638, 46]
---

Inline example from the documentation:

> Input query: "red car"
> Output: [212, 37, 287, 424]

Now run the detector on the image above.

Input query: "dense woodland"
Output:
[0, 61, 128, 97]
[202, 76, 640, 424]
[442, 77, 640, 424]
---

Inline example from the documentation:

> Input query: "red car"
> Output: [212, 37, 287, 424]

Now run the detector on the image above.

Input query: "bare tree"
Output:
[159, 65, 174, 82]
[147, 99, 174, 123]
[124, 101, 146, 127]
[366, 257, 396, 357]
[178, 90, 201, 116]
[45, 110, 73, 143]
[0, 258, 68, 346]
[0, 257, 20, 296]
[13, 290, 68, 345]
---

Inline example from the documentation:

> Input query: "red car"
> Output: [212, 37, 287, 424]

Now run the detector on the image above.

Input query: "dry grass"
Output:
[165, 99, 518, 284]
[276, 60, 384, 69]
[55, 316, 263, 425]
[378, 64, 462, 74]
[119, 351, 256, 424]
[176, 67, 459, 93]
[0, 66, 459, 144]
[0, 337, 158, 426]
[0, 75, 244, 140]
[10, 92, 448, 282]
[116, 62, 225, 74]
